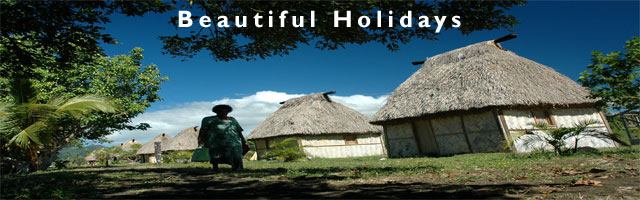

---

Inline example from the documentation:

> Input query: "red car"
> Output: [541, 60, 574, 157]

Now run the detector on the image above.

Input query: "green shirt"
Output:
[199, 116, 244, 159]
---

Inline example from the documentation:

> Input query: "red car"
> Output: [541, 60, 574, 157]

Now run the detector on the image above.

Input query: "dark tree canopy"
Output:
[162, 0, 524, 61]
[0, 0, 172, 78]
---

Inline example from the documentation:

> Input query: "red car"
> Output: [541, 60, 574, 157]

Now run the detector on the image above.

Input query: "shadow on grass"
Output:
[2, 165, 541, 199]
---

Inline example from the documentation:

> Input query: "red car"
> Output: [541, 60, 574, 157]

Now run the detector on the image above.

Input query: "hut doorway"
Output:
[414, 120, 439, 156]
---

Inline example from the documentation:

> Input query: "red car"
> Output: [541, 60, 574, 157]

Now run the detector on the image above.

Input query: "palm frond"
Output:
[53, 95, 118, 118]
[0, 101, 12, 118]
[7, 121, 46, 149]
[0, 102, 16, 132]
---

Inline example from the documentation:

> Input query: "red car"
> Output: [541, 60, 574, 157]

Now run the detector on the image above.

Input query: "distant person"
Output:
[198, 104, 247, 172]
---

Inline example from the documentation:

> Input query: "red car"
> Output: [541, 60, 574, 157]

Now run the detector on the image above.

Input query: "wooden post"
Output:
[494, 34, 517, 43]
[154, 142, 162, 164]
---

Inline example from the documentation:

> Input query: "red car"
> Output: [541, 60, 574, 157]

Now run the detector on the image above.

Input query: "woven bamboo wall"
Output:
[504, 108, 617, 152]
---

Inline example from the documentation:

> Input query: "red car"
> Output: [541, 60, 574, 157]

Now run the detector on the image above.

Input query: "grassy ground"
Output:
[2, 146, 639, 199]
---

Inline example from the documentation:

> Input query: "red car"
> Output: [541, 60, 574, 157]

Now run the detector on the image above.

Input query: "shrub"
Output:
[265, 138, 306, 162]
[162, 150, 193, 163]
[515, 120, 617, 156]
[52, 159, 70, 170]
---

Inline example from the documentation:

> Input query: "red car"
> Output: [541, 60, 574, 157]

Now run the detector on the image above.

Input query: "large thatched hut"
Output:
[248, 91, 384, 159]
[136, 133, 172, 163]
[371, 37, 617, 157]
[165, 126, 199, 151]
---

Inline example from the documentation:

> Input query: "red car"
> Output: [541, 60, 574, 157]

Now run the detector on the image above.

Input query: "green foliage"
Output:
[0, 0, 172, 78]
[0, 48, 167, 172]
[94, 146, 128, 166]
[52, 159, 70, 170]
[606, 114, 640, 146]
[247, 140, 256, 151]
[516, 120, 616, 156]
[265, 138, 306, 162]
[161, 1, 524, 61]
[1, 1, 170, 172]
[0, 79, 117, 171]
[162, 150, 193, 163]
[579, 37, 640, 111]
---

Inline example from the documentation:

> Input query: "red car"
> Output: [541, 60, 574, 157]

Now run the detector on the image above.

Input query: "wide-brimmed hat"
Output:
[212, 104, 233, 113]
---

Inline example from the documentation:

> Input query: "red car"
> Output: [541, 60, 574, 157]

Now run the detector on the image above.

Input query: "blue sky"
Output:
[100, 1, 639, 146]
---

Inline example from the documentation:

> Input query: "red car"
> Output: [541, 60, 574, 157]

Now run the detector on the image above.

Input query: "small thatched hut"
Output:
[371, 36, 617, 157]
[118, 139, 141, 151]
[248, 91, 385, 159]
[165, 126, 199, 151]
[136, 133, 172, 163]
[84, 150, 100, 165]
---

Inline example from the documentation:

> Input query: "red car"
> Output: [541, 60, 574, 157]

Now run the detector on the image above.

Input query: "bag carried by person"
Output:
[191, 146, 210, 162]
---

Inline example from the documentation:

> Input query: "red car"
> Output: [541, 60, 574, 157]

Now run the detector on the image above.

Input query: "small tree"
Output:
[516, 120, 616, 156]
[578, 37, 639, 112]
[265, 138, 306, 162]
[0, 80, 117, 171]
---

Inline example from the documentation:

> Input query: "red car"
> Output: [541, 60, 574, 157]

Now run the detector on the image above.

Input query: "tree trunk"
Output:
[36, 150, 58, 171]
[33, 132, 76, 172]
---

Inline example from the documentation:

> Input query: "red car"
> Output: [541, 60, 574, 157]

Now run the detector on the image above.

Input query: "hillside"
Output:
[56, 145, 104, 160]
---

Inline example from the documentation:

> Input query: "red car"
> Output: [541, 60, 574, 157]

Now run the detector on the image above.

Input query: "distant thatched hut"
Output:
[84, 150, 100, 165]
[136, 133, 172, 163]
[165, 126, 199, 151]
[119, 139, 141, 151]
[371, 37, 617, 157]
[248, 91, 384, 159]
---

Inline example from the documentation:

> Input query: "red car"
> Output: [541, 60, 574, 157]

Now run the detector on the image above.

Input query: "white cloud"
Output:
[105, 91, 388, 146]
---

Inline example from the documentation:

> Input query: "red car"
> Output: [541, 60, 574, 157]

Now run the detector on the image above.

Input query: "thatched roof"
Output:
[119, 139, 142, 151]
[371, 40, 595, 124]
[165, 126, 199, 151]
[248, 92, 382, 140]
[84, 148, 103, 162]
[136, 133, 172, 155]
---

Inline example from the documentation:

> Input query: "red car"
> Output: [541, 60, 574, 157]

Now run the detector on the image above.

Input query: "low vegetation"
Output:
[264, 137, 306, 162]
[2, 146, 638, 199]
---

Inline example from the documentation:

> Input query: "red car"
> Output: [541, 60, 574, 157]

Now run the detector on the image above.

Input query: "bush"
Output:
[52, 160, 70, 170]
[162, 150, 193, 163]
[264, 138, 306, 162]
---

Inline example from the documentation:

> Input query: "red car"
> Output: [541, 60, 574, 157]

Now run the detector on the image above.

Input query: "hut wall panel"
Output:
[255, 139, 267, 150]
[356, 134, 382, 144]
[300, 135, 345, 146]
[386, 123, 419, 157]
[414, 120, 439, 155]
[388, 139, 420, 157]
[302, 144, 384, 158]
[503, 110, 535, 130]
[551, 108, 605, 128]
[463, 111, 498, 132]
[467, 131, 503, 153]
[435, 134, 470, 155]
[431, 116, 464, 135]
[386, 123, 414, 139]
[565, 127, 616, 148]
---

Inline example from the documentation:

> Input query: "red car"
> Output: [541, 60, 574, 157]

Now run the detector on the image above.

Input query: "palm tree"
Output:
[0, 80, 117, 171]
[516, 120, 616, 156]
